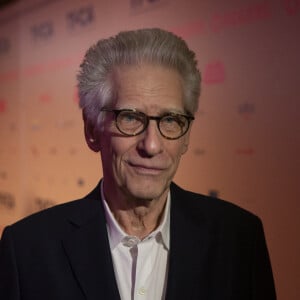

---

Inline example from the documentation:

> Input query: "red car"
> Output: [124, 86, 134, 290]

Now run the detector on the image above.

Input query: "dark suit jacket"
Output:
[0, 182, 276, 299]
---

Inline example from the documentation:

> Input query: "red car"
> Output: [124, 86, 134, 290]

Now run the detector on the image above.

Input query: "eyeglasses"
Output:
[101, 108, 194, 140]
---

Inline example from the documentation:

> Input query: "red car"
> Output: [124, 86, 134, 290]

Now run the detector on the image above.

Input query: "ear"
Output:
[181, 129, 191, 155]
[83, 114, 101, 152]
[181, 142, 189, 155]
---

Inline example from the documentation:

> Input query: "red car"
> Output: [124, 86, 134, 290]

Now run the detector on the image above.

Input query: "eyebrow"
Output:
[114, 107, 187, 115]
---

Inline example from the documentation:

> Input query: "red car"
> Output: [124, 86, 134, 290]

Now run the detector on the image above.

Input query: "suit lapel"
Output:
[165, 183, 214, 300]
[61, 182, 215, 299]
[62, 184, 120, 300]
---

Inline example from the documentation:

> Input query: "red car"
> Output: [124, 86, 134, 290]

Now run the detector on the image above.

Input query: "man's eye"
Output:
[123, 113, 137, 122]
[119, 112, 144, 126]
[164, 116, 176, 123]
[162, 115, 184, 127]
[119, 112, 139, 122]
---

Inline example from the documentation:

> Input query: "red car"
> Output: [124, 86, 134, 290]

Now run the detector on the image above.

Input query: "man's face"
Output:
[96, 64, 191, 201]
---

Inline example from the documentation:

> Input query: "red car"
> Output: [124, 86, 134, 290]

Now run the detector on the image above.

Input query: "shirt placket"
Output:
[134, 237, 155, 300]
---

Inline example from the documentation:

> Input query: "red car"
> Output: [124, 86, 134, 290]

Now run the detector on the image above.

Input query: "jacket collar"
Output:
[165, 182, 213, 300]
[62, 182, 121, 300]
[62, 181, 211, 300]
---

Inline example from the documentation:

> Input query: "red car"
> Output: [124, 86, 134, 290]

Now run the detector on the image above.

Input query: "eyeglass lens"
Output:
[116, 110, 191, 139]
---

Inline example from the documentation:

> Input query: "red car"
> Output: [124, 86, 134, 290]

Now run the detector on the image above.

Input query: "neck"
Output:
[103, 185, 169, 239]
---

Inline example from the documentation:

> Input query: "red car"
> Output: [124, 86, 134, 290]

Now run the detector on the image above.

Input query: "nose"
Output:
[137, 120, 163, 157]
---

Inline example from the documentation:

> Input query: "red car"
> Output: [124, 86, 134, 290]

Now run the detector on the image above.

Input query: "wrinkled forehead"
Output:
[110, 63, 186, 113]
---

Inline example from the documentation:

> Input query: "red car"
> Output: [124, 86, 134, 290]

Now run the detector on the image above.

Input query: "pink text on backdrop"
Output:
[210, 1, 272, 33]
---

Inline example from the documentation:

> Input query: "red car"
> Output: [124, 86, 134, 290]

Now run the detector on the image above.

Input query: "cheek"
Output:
[166, 143, 186, 165]
[110, 137, 136, 163]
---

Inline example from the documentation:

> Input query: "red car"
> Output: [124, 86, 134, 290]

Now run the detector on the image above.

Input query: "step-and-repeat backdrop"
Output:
[0, 0, 299, 299]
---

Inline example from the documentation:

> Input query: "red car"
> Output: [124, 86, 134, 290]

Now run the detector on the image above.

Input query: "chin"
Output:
[125, 178, 170, 201]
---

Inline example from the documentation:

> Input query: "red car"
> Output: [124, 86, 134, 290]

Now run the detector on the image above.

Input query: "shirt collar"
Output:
[101, 181, 170, 250]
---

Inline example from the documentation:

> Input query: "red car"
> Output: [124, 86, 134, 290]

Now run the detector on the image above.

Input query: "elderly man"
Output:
[0, 28, 276, 299]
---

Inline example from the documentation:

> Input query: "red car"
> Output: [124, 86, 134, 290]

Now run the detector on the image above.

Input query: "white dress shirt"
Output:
[101, 183, 170, 300]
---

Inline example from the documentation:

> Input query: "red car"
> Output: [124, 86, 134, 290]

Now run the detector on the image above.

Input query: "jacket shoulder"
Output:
[170, 182, 262, 228]
[3, 185, 102, 240]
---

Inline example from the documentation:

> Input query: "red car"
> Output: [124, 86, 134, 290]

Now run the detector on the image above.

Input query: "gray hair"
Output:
[77, 28, 201, 126]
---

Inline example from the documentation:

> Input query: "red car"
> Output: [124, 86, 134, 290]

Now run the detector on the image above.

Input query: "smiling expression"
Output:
[91, 64, 192, 203]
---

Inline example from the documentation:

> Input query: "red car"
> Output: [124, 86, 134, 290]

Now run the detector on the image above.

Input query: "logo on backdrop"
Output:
[77, 177, 85, 187]
[31, 21, 54, 41]
[193, 148, 206, 156]
[66, 5, 95, 29]
[130, 0, 167, 13]
[28, 4, 95, 45]
[0, 191, 16, 210]
[208, 189, 220, 198]
[34, 197, 56, 211]
[238, 102, 256, 120]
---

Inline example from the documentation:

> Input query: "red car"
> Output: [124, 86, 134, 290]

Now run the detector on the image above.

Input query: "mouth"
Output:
[127, 162, 166, 175]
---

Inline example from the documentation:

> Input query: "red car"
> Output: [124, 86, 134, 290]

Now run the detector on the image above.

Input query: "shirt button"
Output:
[138, 287, 146, 295]
[122, 236, 140, 247]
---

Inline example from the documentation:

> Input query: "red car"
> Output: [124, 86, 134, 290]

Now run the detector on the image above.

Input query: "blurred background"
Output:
[0, 0, 299, 298]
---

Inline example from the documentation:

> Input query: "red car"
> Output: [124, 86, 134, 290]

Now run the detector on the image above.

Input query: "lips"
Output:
[127, 161, 167, 175]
